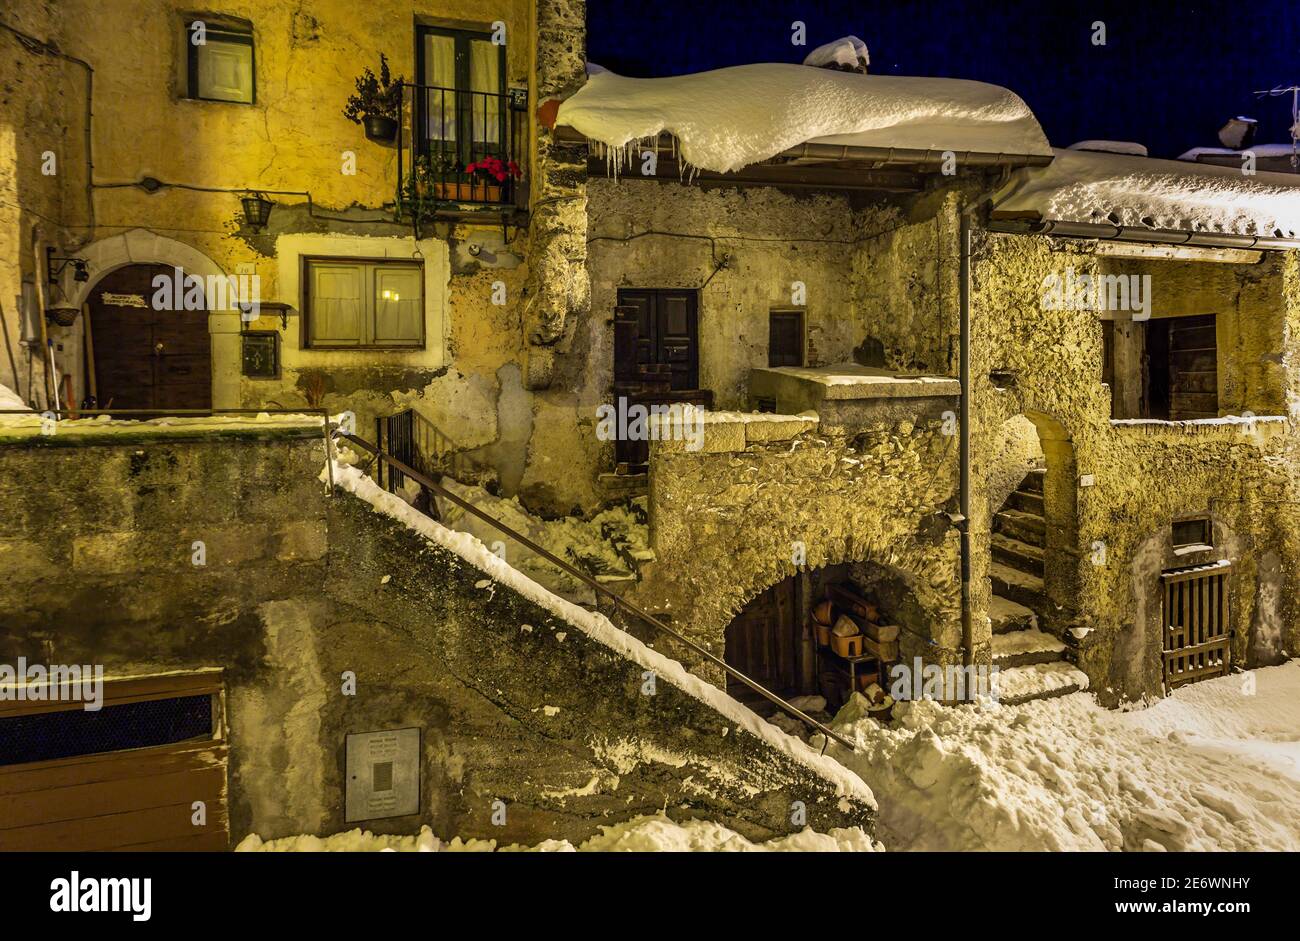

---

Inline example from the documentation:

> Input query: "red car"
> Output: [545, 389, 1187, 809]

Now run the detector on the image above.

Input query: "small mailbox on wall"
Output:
[345, 727, 420, 822]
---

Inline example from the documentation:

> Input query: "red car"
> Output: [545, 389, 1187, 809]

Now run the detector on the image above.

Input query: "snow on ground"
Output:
[236, 813, 881, 853]
[557, 63, 1050, 175]
[993, 147, 1300, 238]
[822, 660, 1300, 852]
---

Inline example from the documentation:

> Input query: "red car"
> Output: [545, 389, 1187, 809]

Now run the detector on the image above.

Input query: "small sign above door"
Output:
[101, 292, 148, 308]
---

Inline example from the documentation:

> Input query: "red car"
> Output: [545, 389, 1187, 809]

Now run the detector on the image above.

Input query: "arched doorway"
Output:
[88, 264, 212, 411]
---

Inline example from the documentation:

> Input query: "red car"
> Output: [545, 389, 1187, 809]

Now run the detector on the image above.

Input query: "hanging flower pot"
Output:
[343, 54, 404, 146]
[364, 114, 398, 143]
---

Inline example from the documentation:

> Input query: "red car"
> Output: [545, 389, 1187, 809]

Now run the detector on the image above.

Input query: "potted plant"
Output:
[461, 155, 522, 202]
[397, 155, 440, 225]
[343, 54, 403, 143]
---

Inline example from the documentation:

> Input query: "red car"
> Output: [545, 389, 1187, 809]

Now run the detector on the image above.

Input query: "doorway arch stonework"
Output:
[69, 230, 240, 408]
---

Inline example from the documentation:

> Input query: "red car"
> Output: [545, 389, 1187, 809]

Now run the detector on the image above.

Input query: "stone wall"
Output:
[0, 422, 872, 845]
[633, 405, 962, 683]
[0, 1, 83, 406]
[970, 229, 1300, 703]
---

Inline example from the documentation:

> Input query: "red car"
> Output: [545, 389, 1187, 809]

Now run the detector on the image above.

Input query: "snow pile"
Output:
[557, 64, 1051, 175]
[1179, 143, 1299, 162]
[823, 660, 1300, 851]
[433, 477, 650, 602]
[0, 408, 322, 434]
[236, 813, 880, 853]
[994, 147, 1300, 238]
[1067, 140, 1147, 156]
[802, 35, 869, 71]
[326, 459, 876, 808]
[0, 383, 27, 411]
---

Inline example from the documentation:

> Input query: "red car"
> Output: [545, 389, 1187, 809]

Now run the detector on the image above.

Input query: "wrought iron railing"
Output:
[338, 427, 856, 751]
[396, 81, 524, 215]
[375, 407, 470, 493]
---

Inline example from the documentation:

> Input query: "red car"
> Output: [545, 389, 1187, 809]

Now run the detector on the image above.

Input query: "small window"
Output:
[769, 309, 805, 367]
[304, 259, 424, 349]
[187, 21, 255, 103]
[1172, 517, 1212, 549]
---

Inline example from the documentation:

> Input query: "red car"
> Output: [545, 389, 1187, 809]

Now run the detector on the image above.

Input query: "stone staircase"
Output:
[988, 469, 1088, 705]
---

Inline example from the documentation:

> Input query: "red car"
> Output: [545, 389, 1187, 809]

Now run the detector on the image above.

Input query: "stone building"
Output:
[2, 0, 1299, 847]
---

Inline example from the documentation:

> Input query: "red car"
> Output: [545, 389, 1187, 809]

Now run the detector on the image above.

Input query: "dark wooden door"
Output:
[1166, 314, 1218, 420]
[725, 577, 799, 700]
[90, 265, 212, 412]
[616, 289, 699, 390]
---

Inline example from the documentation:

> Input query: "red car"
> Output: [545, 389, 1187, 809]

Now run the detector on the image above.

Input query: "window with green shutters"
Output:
[304, 259, 424, 349]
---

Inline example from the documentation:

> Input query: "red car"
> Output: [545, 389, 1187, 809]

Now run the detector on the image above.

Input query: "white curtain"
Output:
[423, 34, 456, 143]
[469, 39, 500, 147]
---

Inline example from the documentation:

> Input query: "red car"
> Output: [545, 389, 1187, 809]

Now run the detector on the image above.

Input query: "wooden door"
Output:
[725, 577, 799, 700]
[616, 288, 699, 390]
[1167, 314, 1218, 420]
[90, 264, 212, 412]
[1162, 562, 1231, 689]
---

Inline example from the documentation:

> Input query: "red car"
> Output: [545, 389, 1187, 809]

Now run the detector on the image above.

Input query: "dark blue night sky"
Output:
[587, 0, 1300, 159]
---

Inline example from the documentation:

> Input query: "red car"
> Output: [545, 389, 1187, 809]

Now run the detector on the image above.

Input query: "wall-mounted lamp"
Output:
[241, 192, 275, 232]
[46, 248, 89, 284]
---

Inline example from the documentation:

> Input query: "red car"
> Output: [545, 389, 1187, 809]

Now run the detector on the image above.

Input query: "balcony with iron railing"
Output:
[396, 81, 526, 221]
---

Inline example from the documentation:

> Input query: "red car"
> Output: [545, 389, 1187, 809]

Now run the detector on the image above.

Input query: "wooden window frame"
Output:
[414, 23, 507, 162]
[1172, 516, 1213, 551]
[301, 256, 426, 351]
[185, 21, 256, 104]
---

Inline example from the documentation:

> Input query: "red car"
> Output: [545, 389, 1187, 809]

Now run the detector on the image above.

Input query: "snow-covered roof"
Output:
[992, 147, 1300, 240]
[556, 64, 1052, 175]
[1179, 143, 1299, 162]
[1067, 140, 1148, 157]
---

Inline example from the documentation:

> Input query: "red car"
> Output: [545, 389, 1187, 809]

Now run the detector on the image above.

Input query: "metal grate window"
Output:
[1161, 560, 1231, 690]
[0, 694, 213, 767]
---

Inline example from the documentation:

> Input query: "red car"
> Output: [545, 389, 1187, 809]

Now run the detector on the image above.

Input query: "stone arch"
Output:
[70, 229, 240, 407]
[718, 537, 961, 707]
[987, 407, 1079, 631]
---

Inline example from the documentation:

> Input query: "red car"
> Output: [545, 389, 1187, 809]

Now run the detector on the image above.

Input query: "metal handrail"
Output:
[336, 429, 855, 751]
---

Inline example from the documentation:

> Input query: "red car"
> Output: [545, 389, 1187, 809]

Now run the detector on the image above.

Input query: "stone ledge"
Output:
[0, 415, 325, 448]
[1108, 415, 1288, 439]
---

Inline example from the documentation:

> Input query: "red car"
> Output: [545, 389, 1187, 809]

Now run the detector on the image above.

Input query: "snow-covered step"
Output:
[989, 593, 1036, 634]
[992, 628, 1066, 668]
[993, 508, 1045, 547]
[1007, 489, 1044, 516]
[994, 661, 1089, 706]
[990, 561, 1047, 614]
[992, 533, 1044, 577]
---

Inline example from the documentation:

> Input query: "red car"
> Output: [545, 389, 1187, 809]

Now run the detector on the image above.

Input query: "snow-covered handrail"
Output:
[336, 428, 856, 751]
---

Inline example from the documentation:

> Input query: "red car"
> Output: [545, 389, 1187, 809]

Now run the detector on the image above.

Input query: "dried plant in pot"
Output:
[298, 369, 328, 409]
[343, 54, 403, 143]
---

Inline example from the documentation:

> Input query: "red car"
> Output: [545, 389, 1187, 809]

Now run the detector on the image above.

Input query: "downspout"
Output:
[958, 209, 973, 667]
